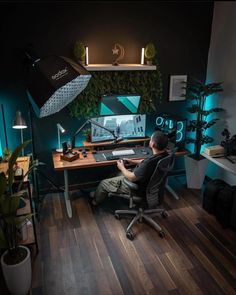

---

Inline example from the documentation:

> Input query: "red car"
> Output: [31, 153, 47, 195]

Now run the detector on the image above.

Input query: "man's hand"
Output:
[123, 158, 143, 165]
[117, 159, 125, 171]
[117, 159, 137, 182]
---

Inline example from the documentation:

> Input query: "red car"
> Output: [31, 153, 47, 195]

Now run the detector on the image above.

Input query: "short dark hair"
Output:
[151, 131, 168, 150]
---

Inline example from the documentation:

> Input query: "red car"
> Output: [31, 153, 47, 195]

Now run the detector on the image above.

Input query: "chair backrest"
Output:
[146, 149, 176, 209]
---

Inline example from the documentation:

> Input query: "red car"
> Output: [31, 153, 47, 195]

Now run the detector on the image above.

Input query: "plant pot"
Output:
[1, 246, 31, 295]
[146, 60, 153, 66]
[185, 155, 208, 189]
[77, 60, 85, 66]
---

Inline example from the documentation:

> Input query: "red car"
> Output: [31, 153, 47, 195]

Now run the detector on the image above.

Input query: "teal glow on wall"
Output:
[0, 88, 30, 153]
[0, 138, 2, 157]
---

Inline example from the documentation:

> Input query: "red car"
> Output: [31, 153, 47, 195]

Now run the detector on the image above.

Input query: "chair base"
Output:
[114, 207, 167, 239]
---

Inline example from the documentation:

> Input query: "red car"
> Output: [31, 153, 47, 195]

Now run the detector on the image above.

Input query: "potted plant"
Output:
[3, 147, 11, 162]
[83, 128, 91, 142]
[73, 40, 86, 65]
[183, 78, 223, 188]
[144, 43, 156, 65]
[0, 140, 32, 295]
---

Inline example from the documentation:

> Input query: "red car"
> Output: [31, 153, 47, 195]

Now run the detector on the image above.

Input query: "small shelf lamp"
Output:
[56, 123, 65, 152]
[12, 111, 27, 156]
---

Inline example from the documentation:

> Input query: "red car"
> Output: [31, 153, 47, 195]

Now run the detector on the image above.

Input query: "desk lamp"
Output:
[12, 111, 27, 156]
[56, 123, 65, 152]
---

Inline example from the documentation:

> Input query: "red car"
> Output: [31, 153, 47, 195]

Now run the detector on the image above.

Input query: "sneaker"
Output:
[88, 191, 98, 207]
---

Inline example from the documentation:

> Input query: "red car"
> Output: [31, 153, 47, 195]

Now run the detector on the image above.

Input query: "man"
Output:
[90, 130, 169, 206]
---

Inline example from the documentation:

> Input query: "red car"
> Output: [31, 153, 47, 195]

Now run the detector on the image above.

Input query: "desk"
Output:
[52, 148, 189, 218]
[201, 152, 236, 175]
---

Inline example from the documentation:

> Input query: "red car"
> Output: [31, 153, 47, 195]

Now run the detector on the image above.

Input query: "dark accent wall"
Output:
[0, 1, 214, 188]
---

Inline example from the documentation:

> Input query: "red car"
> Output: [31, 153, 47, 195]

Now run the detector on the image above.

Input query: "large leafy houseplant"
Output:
[0, 140, 31, 264]
[184, 78, 224, 160]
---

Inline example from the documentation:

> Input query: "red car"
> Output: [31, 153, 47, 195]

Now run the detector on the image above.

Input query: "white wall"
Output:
[206, 1, 236, 184]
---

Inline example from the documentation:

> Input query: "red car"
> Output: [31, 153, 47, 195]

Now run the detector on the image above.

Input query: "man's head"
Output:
[149, 131, 168, 151]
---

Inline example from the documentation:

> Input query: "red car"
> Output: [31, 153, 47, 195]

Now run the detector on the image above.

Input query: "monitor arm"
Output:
[71, 118, 118, 148]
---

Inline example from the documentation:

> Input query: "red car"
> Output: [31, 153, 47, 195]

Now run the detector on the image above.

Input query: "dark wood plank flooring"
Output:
[2, 176, 236, 294]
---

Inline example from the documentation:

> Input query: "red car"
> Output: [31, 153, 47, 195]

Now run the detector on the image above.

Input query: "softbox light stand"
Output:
[28, 103, 64, 221]
[24, 47, 91, 219]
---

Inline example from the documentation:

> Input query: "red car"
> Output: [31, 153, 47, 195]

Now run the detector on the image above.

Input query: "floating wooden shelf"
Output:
[84, 64, 156, 71]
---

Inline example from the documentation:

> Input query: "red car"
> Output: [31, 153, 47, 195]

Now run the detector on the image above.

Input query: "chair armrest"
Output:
[123, 178, 139, 191]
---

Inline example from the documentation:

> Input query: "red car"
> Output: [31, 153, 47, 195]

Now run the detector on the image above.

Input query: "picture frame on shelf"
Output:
[168, 75, 187, 101]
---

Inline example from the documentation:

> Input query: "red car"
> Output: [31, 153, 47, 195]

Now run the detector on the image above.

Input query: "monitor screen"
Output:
[100, 94, 141, 115]
[91, 114, 146, 142]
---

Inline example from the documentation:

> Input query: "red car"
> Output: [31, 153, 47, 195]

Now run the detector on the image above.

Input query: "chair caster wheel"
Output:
[159, 231, 165, 238]
[126, 231, 134, 240]
[161, 211, 168, 218]
[115, 213, 120, 220]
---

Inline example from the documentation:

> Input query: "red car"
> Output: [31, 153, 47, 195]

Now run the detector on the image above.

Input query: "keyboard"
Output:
[105, 155, 125, 161]
[112, 149, 135, 156]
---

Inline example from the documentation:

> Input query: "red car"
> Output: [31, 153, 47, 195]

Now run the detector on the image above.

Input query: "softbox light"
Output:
[27, 55, 91, 118]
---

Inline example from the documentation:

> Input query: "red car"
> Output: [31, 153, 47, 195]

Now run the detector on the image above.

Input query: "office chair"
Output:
[108, 151, 176, 240]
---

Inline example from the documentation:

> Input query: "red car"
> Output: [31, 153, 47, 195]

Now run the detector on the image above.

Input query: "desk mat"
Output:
[93, 147, 152, 162]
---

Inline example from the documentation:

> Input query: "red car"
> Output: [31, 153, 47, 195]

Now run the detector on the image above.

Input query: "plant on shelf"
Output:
[184, 78, 224, 160]
[73, 40, 86, 65]
[144, 43, 157, 65]
[0, 140, 33, 295]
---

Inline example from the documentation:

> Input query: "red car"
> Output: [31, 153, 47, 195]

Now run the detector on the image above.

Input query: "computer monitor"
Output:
[100, 94, 141, 115]
[91, 114, 146, 143]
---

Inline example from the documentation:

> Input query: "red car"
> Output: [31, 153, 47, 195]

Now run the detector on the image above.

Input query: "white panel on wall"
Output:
[206, 2, 236, 183]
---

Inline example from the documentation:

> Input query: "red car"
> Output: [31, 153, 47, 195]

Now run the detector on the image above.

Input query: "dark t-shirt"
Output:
[133, 151, 169, 195]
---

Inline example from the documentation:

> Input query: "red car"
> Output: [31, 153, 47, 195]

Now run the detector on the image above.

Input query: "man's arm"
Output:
[117, 160, 138, 182]
[123, 158, 143, 165]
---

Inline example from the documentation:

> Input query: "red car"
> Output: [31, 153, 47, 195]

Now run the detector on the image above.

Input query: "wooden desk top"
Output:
[52, 149, 189, 171]
[0, 156, 30, 181]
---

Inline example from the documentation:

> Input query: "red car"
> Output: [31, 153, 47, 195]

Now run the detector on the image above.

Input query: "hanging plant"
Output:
[68, 61, 163, 118]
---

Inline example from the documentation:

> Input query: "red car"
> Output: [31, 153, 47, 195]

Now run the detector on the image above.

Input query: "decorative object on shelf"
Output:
[168, 75, 187, 101]
[12, 111, 28, 156]
[112, 43, 125, 66]
[144, 43, 156, 65]
[85, 46, 89, 66]
[183, 78, 224, 189]
[56, 123, 65, 152]
[141, 48, 145, 65]
[69, 66, 163, 118]
[73, 40, 86, 65]
[0, 140, 32, 295]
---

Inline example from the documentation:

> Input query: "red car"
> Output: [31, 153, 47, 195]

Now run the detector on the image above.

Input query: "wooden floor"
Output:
[3, 176, 236, 295]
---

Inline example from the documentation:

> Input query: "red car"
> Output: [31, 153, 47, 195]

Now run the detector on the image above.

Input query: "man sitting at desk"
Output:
[90, 131, 169, 206]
